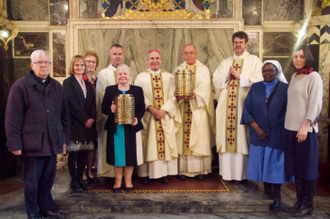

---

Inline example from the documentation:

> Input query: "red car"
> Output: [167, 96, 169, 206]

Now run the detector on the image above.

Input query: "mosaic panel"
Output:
[246, 32, 259, 57]
[13, 33, 49, 57]
[263, 0, 304, 21]
[13, 58, 31, 81]
[50, 0, 69, 25]
[8, 0, 48, 21]
[214, 0, 233, 18]
[263, 32, 295, 57]
[52, 32, 66, 77]
[243, 0, 261, 25]
[79, 0, 103, 19]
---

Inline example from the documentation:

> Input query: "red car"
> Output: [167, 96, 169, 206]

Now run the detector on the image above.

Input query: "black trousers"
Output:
[19, 155, 56, 214]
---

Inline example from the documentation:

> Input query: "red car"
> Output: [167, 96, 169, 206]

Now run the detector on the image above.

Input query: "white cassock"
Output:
[135, 69, 181, 179]
[96, 64, 117, 178]
[173, 60, 215, 177]
[213, 51, 263, 181]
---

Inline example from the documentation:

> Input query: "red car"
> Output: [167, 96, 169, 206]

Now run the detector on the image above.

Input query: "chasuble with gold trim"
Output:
[135, 69, 181, 163]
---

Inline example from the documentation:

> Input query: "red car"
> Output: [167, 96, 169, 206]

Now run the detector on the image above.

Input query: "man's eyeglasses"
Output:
[183, 52, 196, 56]
[74, 64, 85, 67]
[32, 61, 51, 66]
[85, 60, 96, 64]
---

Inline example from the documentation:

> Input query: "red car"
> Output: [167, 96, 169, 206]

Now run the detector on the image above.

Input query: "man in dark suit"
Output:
[5, 50, 70, 219]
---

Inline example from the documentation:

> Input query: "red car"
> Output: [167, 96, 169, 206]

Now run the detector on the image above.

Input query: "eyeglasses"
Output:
[74, 64, 85, 67]
[32, 61, 51, 66]
[85, 60, 96, 64]
[262, 69, 276, 74]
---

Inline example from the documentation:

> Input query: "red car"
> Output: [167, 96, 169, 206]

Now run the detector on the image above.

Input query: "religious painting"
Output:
[50, 0, 69, 25]
[246, 32, 259, 57]
[214, 0, 233, 18]
[8, 0, 49, 21]
[263, 32, 295, 57]
[263, 0, 304, 21]
[13, 33, 49, 57]
[243, 0, 261, 25]
[79, 0, 103, 19]
[52, 32, 66, 77]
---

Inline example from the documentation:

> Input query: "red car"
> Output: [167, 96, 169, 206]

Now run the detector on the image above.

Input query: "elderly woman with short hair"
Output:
[241, 60, 294, 210]
[102, 64, 145, 192]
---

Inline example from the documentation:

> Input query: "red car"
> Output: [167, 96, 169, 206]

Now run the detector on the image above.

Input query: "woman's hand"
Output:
[85, 118, 95, 129]
[297, 126, 308, 142]
[250, 122, 268, 142]
[296, 120, 311, 143]
[111, 101, 116, 113]
[255, 127, 269, 142]
[131, 117, 138, 126]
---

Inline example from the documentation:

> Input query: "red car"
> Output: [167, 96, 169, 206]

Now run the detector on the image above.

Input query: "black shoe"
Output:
[40, 210, 60, 218]
[113, 187, 121, 193]
[159, 177, 168, 184]
[79, 181, 91, 191]
[292, 203, 314, 217]
[195, 175, 205, 181]
[177, 175, 187, 181]
[87, 176, 99, 183]
[27, 213, 41, 219]
[141, 177, 150, 185]
[270, 200, 281, 210]
[126, 187, 134, 192]
[70, 182, 83, 193]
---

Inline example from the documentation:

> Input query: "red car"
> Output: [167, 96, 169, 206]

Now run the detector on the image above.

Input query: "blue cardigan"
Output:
[240, 81, 288, 150]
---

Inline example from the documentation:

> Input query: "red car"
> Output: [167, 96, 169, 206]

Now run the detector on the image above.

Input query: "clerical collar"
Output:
[233, 51, 249, 60]
[32, 71, 49, 86]
[149, 68, 161, 74]
[111, 64, 117, 69]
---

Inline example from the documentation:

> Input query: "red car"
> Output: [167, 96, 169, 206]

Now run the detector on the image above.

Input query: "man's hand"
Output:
[188, 92, 196, 100]
[229, 66, 240, 80]
[11, 150, 22, 155]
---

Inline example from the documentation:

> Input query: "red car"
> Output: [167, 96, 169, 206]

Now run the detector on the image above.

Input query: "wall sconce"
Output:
[0, 20, 18, 51]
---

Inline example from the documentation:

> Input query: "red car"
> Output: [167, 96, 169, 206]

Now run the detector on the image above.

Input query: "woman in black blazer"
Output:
[63, 55, 96, 192]
[102, 64, 145, 192]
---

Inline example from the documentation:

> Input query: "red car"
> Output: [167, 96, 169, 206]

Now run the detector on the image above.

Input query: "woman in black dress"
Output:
[102, 64, 145, 192]
[63, 55, 96, 192]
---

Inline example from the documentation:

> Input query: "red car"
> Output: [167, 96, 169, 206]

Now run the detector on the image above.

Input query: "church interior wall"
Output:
[2, 0, 330, 164]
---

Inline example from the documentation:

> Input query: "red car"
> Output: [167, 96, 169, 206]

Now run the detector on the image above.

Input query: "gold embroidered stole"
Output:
[147, 69, 166, 160]
[182, 65, 196, 155]
[225, 59, 243, 153]
[113, 70, 118, 84]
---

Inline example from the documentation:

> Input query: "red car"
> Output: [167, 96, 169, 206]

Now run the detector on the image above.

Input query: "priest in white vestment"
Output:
[96, 44, 124, 178]
[173, 44, 215, 180]
[213, 31, 263, 181]
[135, 50, 181, 184]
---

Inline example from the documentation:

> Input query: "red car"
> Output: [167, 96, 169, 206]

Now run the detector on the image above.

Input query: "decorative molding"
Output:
[262, 21, 294, 32]
[14, 21, 49, 32]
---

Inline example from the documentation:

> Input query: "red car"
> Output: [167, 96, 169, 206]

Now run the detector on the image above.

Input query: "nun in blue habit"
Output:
[241, 60, 294, 210]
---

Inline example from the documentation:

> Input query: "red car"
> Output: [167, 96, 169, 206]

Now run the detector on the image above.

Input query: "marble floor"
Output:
[0, 170, 329, 219]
